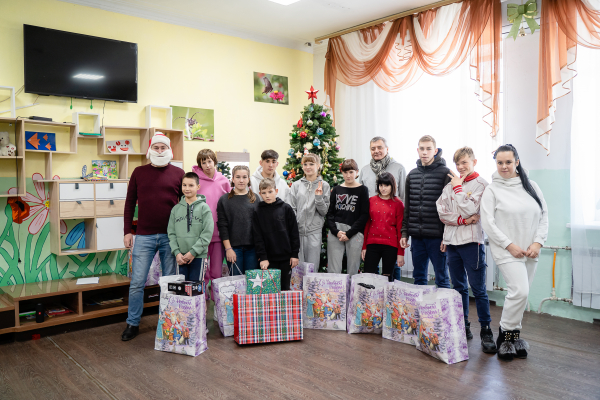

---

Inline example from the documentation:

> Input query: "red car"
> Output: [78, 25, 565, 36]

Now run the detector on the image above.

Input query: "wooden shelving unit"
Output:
[0, 273, 159, 335]
[98, 126, 149, 179]
[1, 114, 184, 255]
[46, 179, 129, 255]
[22, 119, 77, 180]
[0, 117, 26, 197]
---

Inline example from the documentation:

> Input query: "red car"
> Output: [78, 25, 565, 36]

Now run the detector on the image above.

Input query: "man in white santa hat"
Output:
[121, 132, 185, 341]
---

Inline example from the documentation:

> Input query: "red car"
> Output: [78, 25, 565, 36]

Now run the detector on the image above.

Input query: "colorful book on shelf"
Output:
[91, 160, 118, 179]
[18, 310, 36, 317]
[46, 305, 73, 316]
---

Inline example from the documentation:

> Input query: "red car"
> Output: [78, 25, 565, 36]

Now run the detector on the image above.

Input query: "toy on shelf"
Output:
[26, 131, 56, 151]
[0, 131, 16, 156]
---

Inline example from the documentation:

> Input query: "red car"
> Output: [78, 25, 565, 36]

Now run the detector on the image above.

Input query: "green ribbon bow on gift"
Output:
[507, 0, 540, 40]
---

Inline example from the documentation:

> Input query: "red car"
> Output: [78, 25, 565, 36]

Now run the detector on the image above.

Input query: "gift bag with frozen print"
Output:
[290, 262, 316, 291]
[302, 273, 349, 331]
[346, 273, 388, 334]
[213, 262, 247, 337]
[155, 293, 208, 357]
[416, 288, 468, 364]
[382, 281, 437, 345]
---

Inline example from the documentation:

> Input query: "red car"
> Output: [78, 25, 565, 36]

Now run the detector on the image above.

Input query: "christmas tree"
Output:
[282, 86, 344, 272]
[216, 161, 231, 180]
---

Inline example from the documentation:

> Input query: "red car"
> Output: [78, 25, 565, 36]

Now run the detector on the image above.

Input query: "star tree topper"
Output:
[305, 86, 319, 103]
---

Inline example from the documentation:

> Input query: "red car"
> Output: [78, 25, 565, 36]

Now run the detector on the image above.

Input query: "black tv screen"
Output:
[24, 25, 138, 103]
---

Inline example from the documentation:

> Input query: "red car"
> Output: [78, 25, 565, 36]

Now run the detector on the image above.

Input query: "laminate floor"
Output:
[1, 302, 599, 400]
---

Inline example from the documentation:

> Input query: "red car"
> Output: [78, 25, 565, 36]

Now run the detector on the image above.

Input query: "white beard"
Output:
[148, 149, 172, 167]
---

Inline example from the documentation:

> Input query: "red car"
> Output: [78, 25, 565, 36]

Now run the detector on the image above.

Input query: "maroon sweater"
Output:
[123, 164, 184, 235]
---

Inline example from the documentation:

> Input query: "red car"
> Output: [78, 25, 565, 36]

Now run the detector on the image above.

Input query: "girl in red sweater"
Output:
[361, 172, 405, 281]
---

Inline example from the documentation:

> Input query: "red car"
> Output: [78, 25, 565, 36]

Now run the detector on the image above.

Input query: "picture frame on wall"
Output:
[254, 72, 289, 105]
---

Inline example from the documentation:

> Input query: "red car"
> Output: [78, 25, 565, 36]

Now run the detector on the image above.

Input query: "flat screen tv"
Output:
[24, 25, 138, 103]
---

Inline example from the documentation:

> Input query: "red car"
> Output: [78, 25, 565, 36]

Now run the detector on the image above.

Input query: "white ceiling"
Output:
[58, 0, 436, 52]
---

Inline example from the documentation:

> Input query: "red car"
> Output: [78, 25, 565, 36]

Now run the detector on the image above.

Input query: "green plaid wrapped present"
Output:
[245, 269, 281, 295]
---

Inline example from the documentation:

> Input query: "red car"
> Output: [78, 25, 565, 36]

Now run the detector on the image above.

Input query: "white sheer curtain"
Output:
[335, 59, 502, 183]
[570, 44, 600, 309]
[335, 60, 502, 278]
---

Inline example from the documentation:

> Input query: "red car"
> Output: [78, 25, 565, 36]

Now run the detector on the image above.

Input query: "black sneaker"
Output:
[496, 327, 516, 361]
[512, 330, 529, 359]
[480, 325, 497, 354]
[121, 324, 139, 341]
[465, 320, 473, 340]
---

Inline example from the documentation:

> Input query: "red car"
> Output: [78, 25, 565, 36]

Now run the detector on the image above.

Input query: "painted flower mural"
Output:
[7, 197, 29, 224]
[9, 173, 65, 235]
[64, 222, 87, 256]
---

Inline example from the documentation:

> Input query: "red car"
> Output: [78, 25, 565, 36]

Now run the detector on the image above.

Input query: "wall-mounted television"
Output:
[24, 25, 138, 103]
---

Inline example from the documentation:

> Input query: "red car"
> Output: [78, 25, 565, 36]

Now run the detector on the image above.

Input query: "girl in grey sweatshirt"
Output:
[481, 145, 548, 362]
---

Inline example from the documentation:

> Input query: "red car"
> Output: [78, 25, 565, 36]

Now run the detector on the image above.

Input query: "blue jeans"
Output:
[393, 265, 402, 281]
[447, 243, 491, 326]
[179, 257, 204, 281]
[410, 237, 450, 288]
[227, 245, 258, 276]
[127, 234, 176, 326]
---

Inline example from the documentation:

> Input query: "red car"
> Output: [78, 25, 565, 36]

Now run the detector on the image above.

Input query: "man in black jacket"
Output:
[400, 135, 451, 289]
[252, 178, 300, 290]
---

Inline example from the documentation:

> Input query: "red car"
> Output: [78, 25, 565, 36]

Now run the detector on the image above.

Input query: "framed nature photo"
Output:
[172, 106, 215, 141]
[254, 72, 288, 105]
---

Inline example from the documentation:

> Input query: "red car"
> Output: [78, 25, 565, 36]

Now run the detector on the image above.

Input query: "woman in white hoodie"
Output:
[481, 144, 548, 362]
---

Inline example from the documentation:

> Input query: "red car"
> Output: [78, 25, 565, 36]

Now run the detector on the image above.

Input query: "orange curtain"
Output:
[324, 0, 501, 136]
[537, 0, 600, 154]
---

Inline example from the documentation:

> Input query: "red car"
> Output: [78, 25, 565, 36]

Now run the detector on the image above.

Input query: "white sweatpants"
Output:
[327, 223, 364, 276]
[498, 259, 538, 331]
[299, 233, 322, 269]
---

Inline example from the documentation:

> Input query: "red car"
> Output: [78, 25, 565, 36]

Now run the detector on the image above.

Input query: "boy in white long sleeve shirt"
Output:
[436, 147, 496, 354]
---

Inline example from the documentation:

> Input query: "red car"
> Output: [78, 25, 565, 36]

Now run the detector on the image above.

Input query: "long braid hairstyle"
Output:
[228, 165, 256, 203]
[493, 144, 542, 209]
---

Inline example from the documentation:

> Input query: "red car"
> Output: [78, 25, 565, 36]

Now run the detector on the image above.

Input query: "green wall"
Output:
[488, 169, 600, 323]
[0, 177, 129, 287]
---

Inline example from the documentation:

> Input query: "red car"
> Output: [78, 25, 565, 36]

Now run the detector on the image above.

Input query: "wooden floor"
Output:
[0, 302, 599, 400]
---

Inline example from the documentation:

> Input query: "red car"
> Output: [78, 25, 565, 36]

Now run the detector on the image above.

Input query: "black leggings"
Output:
[363, 244, 398, 281]
[268, 260, 292, 291]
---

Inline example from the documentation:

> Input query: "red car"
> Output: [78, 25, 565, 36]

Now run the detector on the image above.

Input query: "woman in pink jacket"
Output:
[192, 149, 231, 301]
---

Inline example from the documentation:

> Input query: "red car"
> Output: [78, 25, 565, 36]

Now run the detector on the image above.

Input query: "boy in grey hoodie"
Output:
[289, 154, 331, 268]
[250, 149, 290, 203]
[167, 172, 214, 283]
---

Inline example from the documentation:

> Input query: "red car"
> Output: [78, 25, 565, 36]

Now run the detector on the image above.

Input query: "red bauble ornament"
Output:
[297, 119, 303, 128]
[305, 86, 319, 103]
[300, 131, 307, 138]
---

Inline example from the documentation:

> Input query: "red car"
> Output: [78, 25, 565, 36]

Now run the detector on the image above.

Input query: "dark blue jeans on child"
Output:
[227, 245, 258, 276]
[446, 242, 491, 326]
[179, 258, 204, 282]
[410, 237, 450, 288]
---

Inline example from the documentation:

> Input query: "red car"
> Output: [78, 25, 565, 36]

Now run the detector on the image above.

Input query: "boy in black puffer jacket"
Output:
[400, 135, 451, 291]
[252, 178, 300, 291]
